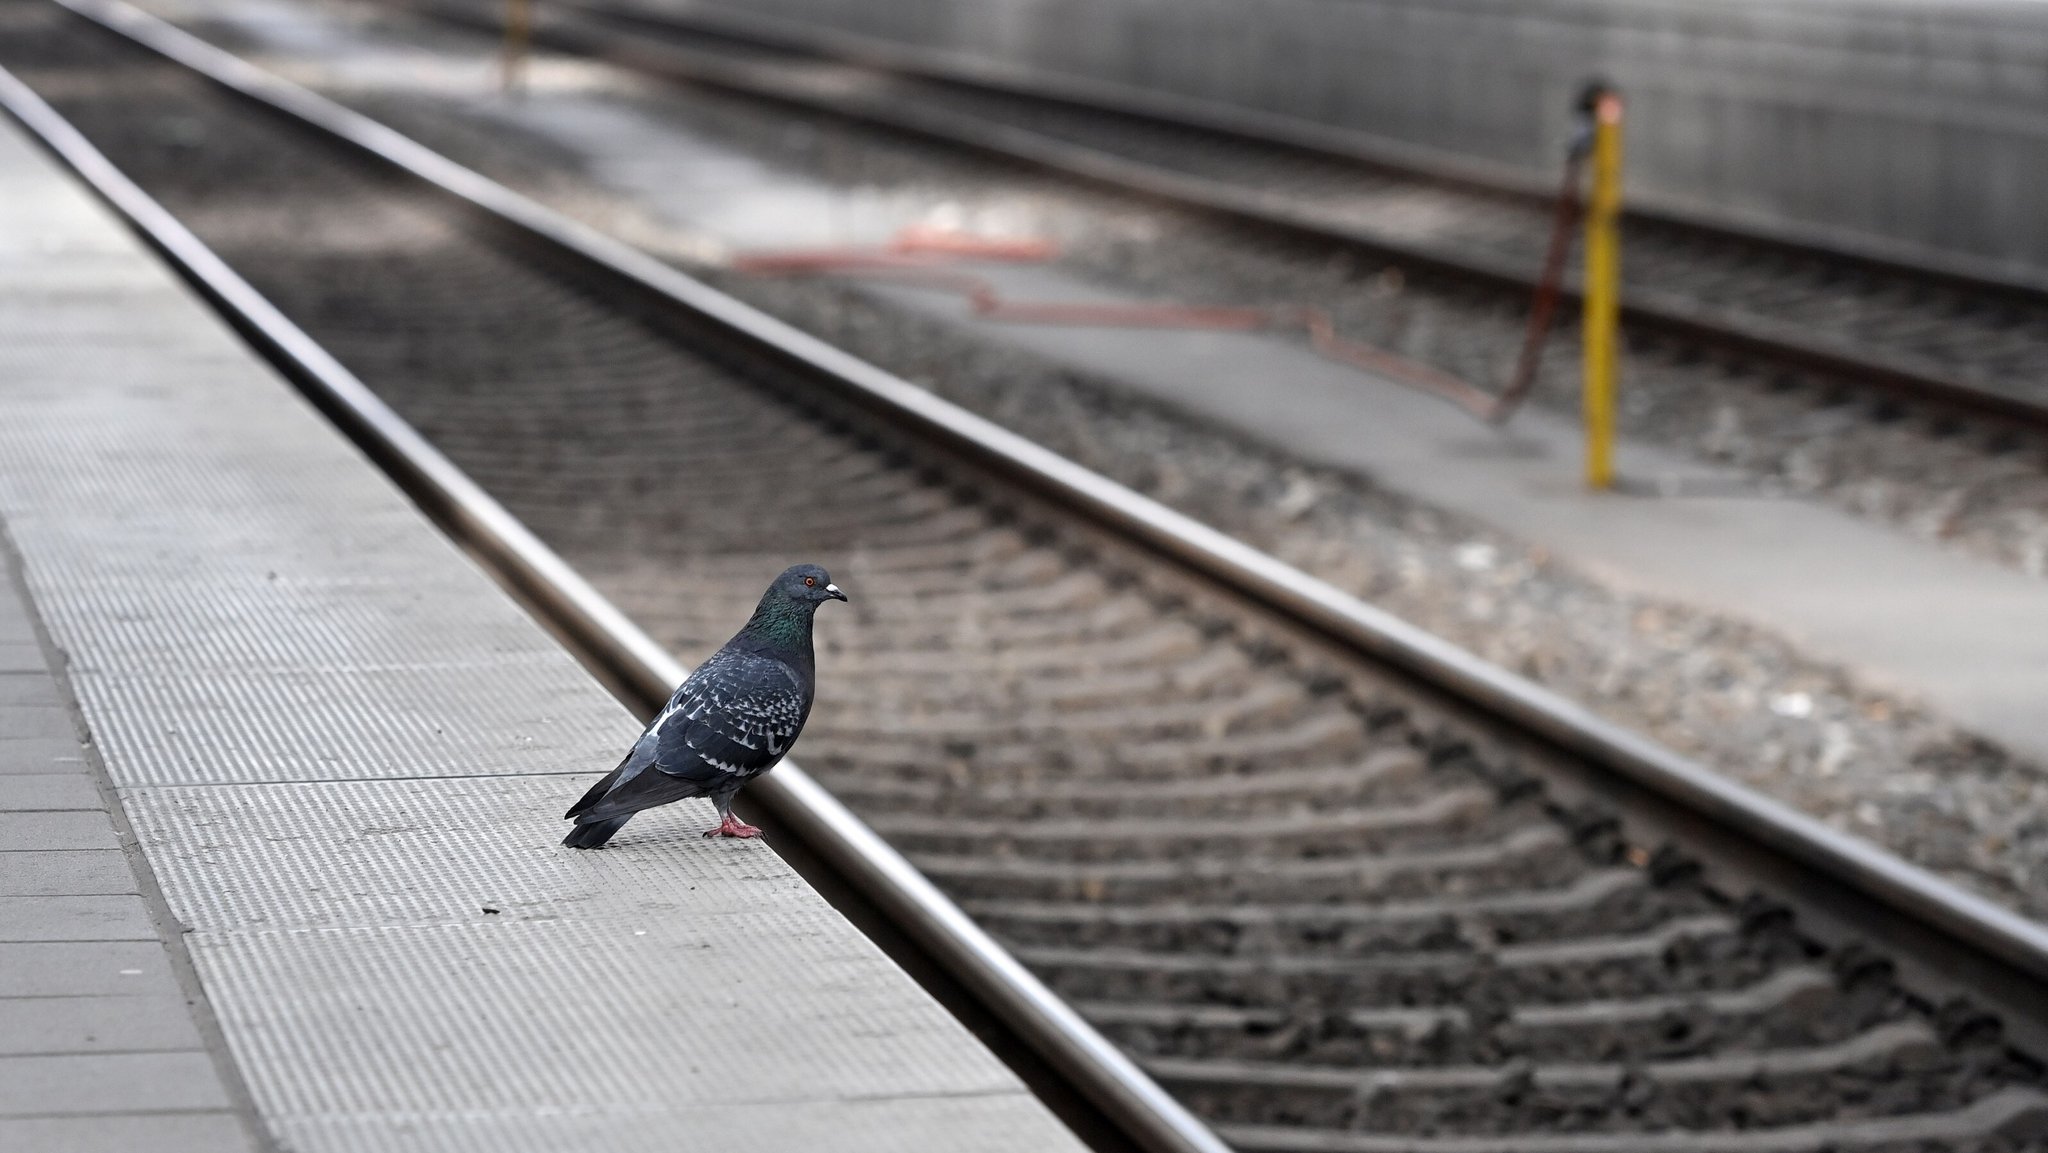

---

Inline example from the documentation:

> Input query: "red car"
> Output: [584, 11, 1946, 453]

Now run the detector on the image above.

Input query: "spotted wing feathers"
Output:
[565, 647, 811, 824]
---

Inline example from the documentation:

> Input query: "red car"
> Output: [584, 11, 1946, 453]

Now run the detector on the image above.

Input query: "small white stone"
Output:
[1768, 691, 1814, 719]
[1454, 542, 1497, 572]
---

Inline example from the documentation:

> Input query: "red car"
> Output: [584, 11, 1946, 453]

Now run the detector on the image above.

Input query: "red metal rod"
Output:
[1489, 150, 1586, 424]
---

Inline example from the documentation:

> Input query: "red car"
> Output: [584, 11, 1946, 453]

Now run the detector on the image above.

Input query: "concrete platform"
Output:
[161, 0, 2048, 769]
[0, 106, 1085, 1153]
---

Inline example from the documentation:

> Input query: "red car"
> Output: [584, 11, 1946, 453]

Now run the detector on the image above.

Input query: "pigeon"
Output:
[562, 564, 846, 848]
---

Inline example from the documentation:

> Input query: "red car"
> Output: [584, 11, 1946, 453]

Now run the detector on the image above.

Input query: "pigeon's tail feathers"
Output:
[565, 732, 659, 819]
[562, 815, 631, 850]
[564, 764, 624, 820]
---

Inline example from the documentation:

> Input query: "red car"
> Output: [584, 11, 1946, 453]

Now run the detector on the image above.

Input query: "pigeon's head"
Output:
[772, 563, 848, 608]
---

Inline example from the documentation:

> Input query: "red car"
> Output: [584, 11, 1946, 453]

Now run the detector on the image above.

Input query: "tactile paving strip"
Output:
[273, 1096, 1079, 1153]
[190, 914, 1020, 1113]
[73, 663, 618, 786]
[0, 112, 1083, 1152]
[122, 777, 781, 929]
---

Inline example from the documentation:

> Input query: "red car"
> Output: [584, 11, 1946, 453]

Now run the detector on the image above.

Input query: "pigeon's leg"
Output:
[703, 790, 762, 839]
[704, 813, 762, 839]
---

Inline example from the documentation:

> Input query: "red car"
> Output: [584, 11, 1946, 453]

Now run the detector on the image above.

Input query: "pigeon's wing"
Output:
[562, 654, 727, 822]
[569, 649, 808, 824]
[650, 649, 810, 783]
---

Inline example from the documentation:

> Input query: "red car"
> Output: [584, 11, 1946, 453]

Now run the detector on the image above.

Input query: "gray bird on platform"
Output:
[562, 564, 846, 848]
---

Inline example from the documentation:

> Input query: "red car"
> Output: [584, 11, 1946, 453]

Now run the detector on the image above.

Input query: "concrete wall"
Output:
[642, 0, 2048, 286]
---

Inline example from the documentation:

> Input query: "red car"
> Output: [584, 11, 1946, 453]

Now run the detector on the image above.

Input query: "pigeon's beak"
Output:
[825, 583, 848, 602]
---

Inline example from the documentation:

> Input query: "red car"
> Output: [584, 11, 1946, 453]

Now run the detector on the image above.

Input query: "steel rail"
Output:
[418, 0, 2048, 432]
[17, 0, 2048, 1106]
[0, 29, 1228, 1153]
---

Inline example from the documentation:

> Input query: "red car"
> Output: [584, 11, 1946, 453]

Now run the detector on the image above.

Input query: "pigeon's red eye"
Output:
[804, 576, 816, 587]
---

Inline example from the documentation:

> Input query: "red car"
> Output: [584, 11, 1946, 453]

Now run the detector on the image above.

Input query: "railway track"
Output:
[7, 2, 2048, 1150]
[399, 0, 2048, 429]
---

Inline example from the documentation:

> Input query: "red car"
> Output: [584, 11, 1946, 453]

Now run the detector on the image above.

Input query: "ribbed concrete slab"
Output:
[0, 93, 1082, 1153]
[125, 777, 804, 928]
[73, 664, 616, 786]
[191, 917, 1018, 1109]
[279, 1097, 1084, 1153]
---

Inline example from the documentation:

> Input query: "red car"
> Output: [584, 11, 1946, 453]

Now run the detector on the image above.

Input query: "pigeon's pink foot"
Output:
[703, 815, 763, 839]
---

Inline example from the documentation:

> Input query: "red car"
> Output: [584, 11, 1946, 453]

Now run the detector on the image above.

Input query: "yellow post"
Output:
[502, 0, 531, 95]
[1581, 90, 1623, 490]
